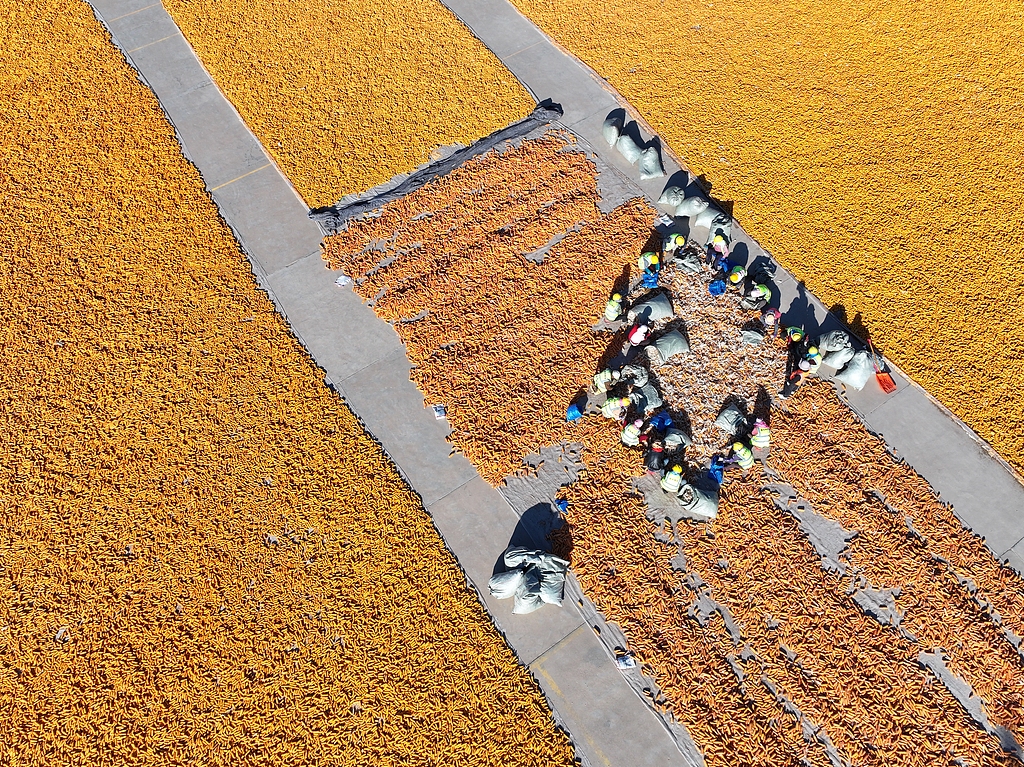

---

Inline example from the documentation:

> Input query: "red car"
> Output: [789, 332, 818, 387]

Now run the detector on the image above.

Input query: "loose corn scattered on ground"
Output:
[0, 5, 576, 765]
[510, 0, 1024, 475]
[328, 135, 1024, 765]
[162, 0, 534, 207]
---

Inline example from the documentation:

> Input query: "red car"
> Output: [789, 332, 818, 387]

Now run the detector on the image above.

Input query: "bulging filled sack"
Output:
[658, 186, 685, 207]
[616, 133, 643, 164]
[639, 147, 665, 180]
[715, 403, 746, 435]
[833, 350, 874, 390]
[647, 330, 690, 364]
[627, 292, 673, 323]
[603, 115, 622, 147]
[488, 569, 525, 600]
[676, 197, 710, 218]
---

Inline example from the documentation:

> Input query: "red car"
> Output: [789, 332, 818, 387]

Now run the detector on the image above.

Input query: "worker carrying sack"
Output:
[616, 133, 644, 164]
[639, 147, 665, 180]
[647, 330, 690, 364]
[603, 115, 623, 147]
[833, 350, 874, 390]
[627, 292, 673, 323]
[817, 329, 855, 369]
[658, 186, 685, 207]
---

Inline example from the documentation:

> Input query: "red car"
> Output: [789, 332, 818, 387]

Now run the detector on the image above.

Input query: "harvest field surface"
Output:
[509, 0, 1024, 475]
[326, 133, 1024, 766]
[0, 3, 575, 765]
[162, 0, 534, 208]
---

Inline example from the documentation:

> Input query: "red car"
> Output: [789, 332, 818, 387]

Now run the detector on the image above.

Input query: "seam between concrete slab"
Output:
[506, 40, 543, 58]
[333, 345, 407, 386]
[265, 248, 326, 279]
[424, 475, 478, 510]
[126, 31, 180, 53]
[532, 638, 617, 767]
[209, 162, 272, 191]
[109, 2, 158, 21]
[1000, 535, 1024, 559]
[524, 621, 588, 666]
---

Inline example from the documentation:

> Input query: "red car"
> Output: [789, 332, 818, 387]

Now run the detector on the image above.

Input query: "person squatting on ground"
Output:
[726, 265, 746, 292]
[761, 308, 782, 341]
[662, 233, 686, 261]
[637, 252, 660, 289]
[661, 464, 685, 494]
[711, 234, 730, 260]
[621, 418, 644, 447]
[592, 367, 621, 394]
[623, 322, 651, 354]
[601, 396, 631, 421]
[728, 441, 755, 474]
[741, 282, 772, 311]
[645, 437, 668, 475]
[749, 418, 770, 458]
[604, 292, 623, 322]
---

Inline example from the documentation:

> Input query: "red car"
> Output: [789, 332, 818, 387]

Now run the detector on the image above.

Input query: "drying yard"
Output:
[3, 0, 1022, 766]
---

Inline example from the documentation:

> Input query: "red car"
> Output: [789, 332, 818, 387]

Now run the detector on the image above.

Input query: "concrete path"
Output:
[439, 0, 1024, 570]
[88, 2, 702, 766]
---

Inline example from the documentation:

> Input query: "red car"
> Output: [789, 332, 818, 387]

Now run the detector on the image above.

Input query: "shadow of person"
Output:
[612, 263, 631, 297]
[782, 281, 820, 335]
[828, 304, 872, 344]
[753, 385, 772, 425]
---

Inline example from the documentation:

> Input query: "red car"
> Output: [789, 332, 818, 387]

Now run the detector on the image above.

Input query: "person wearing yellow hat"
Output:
[638, 251, 660, 289]
[726, 265, 747, 291]
[804, 345, 823, 374]
[604, 293, 623, 322]
[662, 232, 686, 257]
[711, 234, 730, 259]
[660, 464, 684, 494]
[730, 442, 755, 473]
[601, 396, 631, 420]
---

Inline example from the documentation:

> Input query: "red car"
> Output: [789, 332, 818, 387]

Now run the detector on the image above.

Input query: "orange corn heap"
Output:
[163, 0, 534, 207]
[327, 135, 1024, 765]
[0, 4, 576, 765]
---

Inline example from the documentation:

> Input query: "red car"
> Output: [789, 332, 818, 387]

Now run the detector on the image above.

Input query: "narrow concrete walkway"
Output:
[88, 2, 702, 766]
[440, 0, 1024, 569]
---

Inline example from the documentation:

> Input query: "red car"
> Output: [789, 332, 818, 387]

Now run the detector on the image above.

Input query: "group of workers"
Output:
[577, 226, 800, 505]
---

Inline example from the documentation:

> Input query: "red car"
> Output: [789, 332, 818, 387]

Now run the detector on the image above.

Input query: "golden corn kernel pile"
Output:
[162, 0, 534, 208]
[0, 4, 577, 765]
[327, 136, 1024, 765]
[510, 0, 1024, 475]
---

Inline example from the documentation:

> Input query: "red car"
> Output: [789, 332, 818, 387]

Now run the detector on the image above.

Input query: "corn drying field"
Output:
[163, 0, 534, 207]
[327, 134, 1024, 766]
[510, 0, 1024, 475]
[0, 4, 577, 765]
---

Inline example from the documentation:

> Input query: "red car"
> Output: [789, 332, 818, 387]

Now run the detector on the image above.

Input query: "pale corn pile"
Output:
[163, 0, 534, 207]
[0, 5, 576, 765]
[510, 0, 1024, 476]
[328, 135, 1024, 765]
